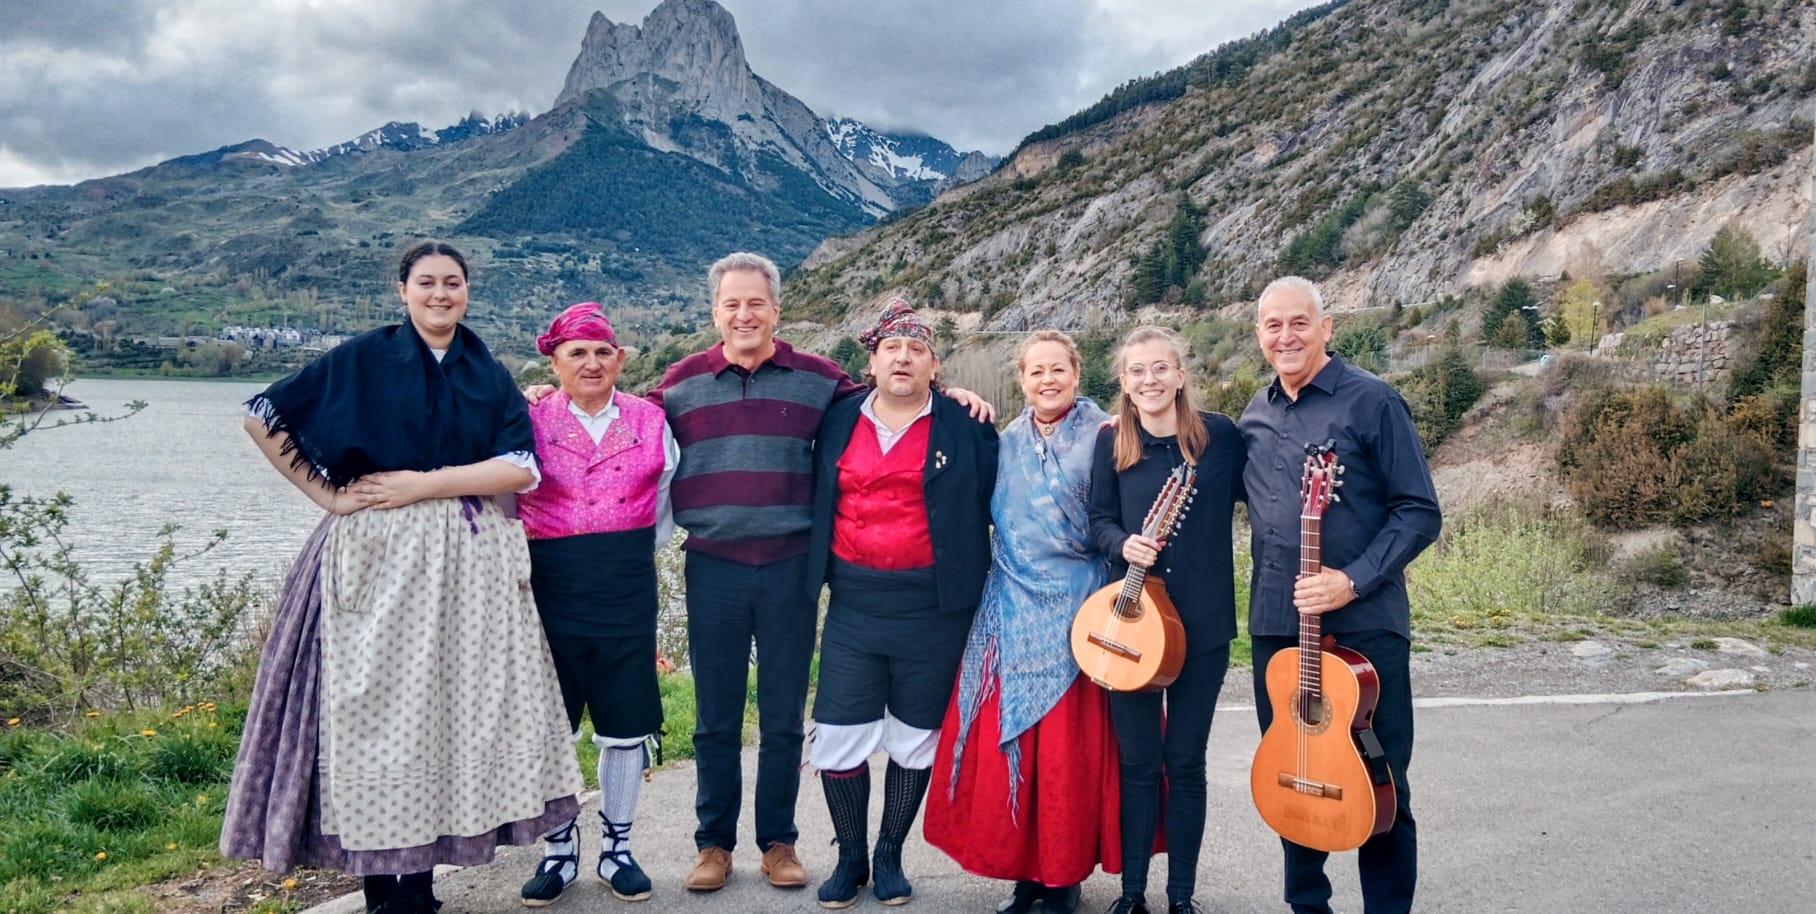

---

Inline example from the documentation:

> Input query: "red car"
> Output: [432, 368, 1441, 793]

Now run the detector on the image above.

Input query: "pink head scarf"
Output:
[536, 301, 618, 355]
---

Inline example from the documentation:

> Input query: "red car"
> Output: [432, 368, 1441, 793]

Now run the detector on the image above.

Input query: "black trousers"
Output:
[1107, 643, 1229, 905]
[684, 551, 817, 853]
[1252, 630, 1417, 914]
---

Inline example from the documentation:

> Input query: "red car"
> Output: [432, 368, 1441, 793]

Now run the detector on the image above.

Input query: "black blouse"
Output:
[1088, 412, 1247, 653]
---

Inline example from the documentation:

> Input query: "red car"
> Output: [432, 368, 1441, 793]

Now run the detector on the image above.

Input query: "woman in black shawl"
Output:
[220, 242, 580, 914]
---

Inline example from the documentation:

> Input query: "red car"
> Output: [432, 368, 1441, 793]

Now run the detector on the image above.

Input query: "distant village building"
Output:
[218, 325, 333, 350]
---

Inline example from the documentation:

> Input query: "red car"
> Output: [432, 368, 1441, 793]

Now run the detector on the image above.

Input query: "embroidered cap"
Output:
[857, 298, 934, 352]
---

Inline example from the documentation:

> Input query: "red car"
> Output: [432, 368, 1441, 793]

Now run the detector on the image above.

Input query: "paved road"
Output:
[310, 689, 1815, 913]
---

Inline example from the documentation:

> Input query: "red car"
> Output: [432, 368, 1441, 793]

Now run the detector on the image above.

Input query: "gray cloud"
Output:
[0, 0, 1320, 187]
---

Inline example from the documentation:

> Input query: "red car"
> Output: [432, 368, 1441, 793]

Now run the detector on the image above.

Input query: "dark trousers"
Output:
[1252, 631, 1417, 914]
[1107, 643, 1230, 905]
[684, 551, 817, 852]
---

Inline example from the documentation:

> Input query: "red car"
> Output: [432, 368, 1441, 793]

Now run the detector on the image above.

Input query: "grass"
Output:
[0, 702, 244, 914]
[1779, 605, 1816, 629]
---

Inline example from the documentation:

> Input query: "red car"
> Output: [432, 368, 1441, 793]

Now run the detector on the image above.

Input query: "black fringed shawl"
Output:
[247, 321, 534, 487]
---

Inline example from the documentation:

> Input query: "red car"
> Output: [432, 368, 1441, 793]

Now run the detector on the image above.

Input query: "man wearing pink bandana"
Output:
[515, 302, 679, 907]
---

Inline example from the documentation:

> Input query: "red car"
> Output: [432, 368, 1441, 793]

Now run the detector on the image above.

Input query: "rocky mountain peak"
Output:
[554, 0, 756, 111]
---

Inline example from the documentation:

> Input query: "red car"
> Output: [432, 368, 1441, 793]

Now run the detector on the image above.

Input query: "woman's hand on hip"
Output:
[347, 470, 432, 511]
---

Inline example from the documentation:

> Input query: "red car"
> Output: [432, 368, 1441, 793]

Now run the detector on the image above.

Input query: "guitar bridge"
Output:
[1276, 773, 1344, 799]
[1085, 632, 1142, 661]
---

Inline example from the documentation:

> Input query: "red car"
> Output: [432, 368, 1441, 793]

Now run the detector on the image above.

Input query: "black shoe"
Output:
[1107, 895, 1151, 914]
[1167, 902, 1201, 914]
[818, 853, 870, 909]
[520, 854, 577, 907]
[819, 765, 872, 909]
[871, 841, 912, 905]
[998, 880, 1045, 913]
[601, 854, 653, 902]
[1042, 884, 1081, 914]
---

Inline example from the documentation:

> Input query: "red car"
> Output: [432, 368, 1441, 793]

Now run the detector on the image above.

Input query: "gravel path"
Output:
[1214, 633, 1816, 708]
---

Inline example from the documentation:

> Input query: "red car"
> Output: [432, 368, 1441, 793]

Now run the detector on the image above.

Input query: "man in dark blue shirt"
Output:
[1237, 276, 1442, 914]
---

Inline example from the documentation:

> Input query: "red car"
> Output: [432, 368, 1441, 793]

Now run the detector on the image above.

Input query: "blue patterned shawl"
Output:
[946, 397, 1110, 816]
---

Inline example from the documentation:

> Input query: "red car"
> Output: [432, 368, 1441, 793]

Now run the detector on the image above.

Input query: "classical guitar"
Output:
[1249, 441, 1395, 853]
[1070, 462, 1194, 692]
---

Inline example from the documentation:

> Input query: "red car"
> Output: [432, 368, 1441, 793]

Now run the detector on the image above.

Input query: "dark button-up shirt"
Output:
[1237, 353, 1442, 639]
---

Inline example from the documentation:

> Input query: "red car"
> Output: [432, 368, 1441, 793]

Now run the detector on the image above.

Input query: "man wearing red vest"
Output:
[805, 299, 998, 909]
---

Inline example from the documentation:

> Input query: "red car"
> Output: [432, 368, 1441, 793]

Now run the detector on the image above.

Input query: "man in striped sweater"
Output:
[646, 252, 992, 895]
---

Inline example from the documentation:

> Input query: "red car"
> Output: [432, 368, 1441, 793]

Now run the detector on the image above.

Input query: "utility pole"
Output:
[1697, 293, 1708, 389]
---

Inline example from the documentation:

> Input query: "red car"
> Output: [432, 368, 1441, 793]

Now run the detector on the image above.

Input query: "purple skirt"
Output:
[219, 515, 579, 875]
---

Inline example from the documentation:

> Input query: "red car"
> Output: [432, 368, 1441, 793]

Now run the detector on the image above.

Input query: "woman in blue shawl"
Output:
[925, 331, 1126, 914]
[220, 242, 580, 914]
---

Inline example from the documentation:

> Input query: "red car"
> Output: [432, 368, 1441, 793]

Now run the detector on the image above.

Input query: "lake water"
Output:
[2, 377, 320, 591]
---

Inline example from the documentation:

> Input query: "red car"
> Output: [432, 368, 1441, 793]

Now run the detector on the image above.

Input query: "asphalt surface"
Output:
[308, 689, 1815, 913]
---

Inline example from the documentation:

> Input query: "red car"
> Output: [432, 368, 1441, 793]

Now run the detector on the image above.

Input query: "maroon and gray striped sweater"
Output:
[645, 338, 864, 565]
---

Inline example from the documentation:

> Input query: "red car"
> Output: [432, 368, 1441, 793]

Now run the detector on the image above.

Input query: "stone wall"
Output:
[1651, 319, 1735, 387]
[1793, 123, 1816, 605]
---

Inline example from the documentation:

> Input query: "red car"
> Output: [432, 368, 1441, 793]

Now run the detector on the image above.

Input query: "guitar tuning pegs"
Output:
[1335, 466, 1345, 475]
[1333, 480, 1343, 487]
[1331, 494, 1341, 503]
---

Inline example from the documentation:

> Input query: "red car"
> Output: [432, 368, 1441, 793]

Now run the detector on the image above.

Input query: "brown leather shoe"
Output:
[685, 846, 732, 892]
[760, 843, 809, 888]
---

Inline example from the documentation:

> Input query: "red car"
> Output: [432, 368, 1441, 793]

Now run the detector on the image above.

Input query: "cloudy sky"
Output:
[0, 0, 1320, 188]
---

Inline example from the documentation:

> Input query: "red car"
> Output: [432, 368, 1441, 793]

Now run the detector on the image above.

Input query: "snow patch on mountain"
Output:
[825, 117, 962, 182]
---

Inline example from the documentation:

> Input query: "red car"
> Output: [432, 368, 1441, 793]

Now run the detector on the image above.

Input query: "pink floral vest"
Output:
[518, 389, 667, 539]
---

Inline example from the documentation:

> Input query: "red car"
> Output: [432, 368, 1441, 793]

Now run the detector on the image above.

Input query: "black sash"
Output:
[527, 528, 658, 637]
[823, 556, 970, 659]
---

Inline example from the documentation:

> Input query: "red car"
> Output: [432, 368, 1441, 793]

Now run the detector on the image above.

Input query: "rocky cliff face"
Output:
[554, 0, 896, 215]
[789, 0, 1813, 334]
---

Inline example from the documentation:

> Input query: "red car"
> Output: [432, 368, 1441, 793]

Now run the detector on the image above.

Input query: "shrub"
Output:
[1396, 344, 1486, 449]
[1623, 548, 1690, 589]
[0, 490, 265, 719]
[1203, 363, 1264, 417]
[1778, 605, 1816, 629]
[1408, 501, 1619, 625]
[1726, 260, 1805, 450]
[1556, 386, 1779, 527]
[1331, 321, 1389, 373]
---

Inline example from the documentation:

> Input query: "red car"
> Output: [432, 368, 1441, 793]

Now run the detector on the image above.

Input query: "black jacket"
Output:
[807, 392, 999, 615]
[1088, 411, 1246, 652]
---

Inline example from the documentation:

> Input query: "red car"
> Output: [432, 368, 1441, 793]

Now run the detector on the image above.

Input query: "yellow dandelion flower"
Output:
[166, 842, 177, 851]
[4, 718, 18, 726]
[282, 878, 298, 890]
[84, 709, 101, 718]
[195, 793, 207, 804]
[207, 722, 218, 728]
[95, 851, 107, 860]
[141, 729, 157, 737]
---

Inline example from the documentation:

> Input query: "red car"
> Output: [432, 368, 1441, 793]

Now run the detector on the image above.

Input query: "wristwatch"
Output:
[1345, 574, 1359, 597]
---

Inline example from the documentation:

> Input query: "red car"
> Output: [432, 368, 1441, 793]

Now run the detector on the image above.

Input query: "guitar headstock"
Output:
[1141, 462, 1199, 540]
[1300, 439, 1343, 518]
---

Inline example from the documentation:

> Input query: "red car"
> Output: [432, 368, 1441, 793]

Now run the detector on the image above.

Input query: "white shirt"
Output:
[859, 390, 934, 455]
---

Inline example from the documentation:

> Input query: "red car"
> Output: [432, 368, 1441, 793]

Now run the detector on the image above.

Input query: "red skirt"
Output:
[924, 674, 1129, 886]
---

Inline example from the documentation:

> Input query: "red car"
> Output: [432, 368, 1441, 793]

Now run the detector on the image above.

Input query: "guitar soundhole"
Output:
[1293, 693, 1332, 735]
